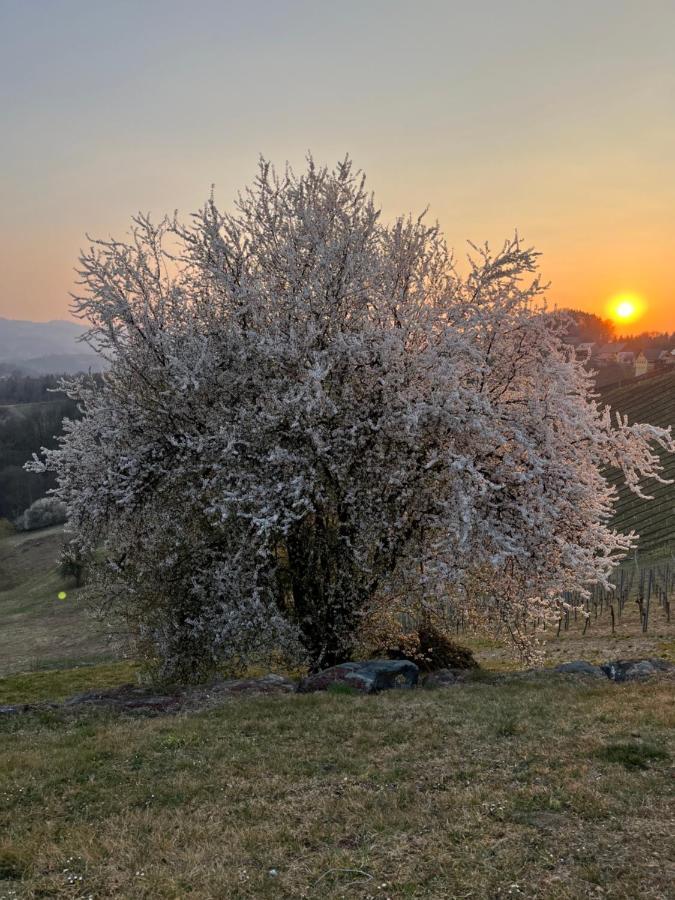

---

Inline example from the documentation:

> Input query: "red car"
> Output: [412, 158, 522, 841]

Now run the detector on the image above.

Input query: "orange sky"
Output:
[1, 1, 674, 333]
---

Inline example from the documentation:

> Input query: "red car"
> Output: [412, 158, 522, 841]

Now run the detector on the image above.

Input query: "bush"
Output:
[362, 601, 478, 672]
[15, 496, 67, 532]
[380, 623, 478, 672]
[409, 623, 478, 671]
[0, 517, 15, 539]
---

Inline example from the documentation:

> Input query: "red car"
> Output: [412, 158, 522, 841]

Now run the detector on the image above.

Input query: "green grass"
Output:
[0, 660, 140, 705]
[0, 678, 673, 899]
[326, 682, 359, 696]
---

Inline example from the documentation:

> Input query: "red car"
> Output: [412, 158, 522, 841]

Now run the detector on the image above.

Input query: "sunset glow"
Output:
[0, 4, 674, 333]
[607, 293, 645, 327]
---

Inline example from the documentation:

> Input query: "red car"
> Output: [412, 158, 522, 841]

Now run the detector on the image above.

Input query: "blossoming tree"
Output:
[30, 157, 674, 679]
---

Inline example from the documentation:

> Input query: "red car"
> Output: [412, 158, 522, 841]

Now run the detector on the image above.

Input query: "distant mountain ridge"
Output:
[0, 318, 105, 374]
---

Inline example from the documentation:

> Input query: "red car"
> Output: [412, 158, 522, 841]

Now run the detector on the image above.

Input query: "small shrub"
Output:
[594, 742, 669, 770]
[0, 518, 15, 539]
[367, 615, 479, 672]
[15, 496, 66, 532]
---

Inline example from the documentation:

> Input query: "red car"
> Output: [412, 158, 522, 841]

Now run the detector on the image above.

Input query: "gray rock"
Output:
[555, 660, 605, 678]
[601, 658, 673, 682]
[297, 659, 418, 693]
[212, 673, 296, 695]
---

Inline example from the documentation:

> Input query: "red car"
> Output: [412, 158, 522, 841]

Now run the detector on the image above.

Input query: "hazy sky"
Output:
[1, 0, 674, 332]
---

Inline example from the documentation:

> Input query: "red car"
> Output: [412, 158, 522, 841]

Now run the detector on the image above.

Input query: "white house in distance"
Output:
[634, 348, 663, 377]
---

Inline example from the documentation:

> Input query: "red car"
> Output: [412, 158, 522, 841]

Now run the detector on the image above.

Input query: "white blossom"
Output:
[29, 156, 674, 677]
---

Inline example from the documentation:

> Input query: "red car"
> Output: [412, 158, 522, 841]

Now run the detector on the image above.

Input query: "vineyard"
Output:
[451, 373, 675, 665]
[601, 369, 675, 558]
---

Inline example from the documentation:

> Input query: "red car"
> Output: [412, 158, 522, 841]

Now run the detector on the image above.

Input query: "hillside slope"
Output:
[0, 526, 113, 674]
[600, 370, 675, 556]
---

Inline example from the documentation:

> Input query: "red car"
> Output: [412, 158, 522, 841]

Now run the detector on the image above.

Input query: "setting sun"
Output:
[616, 300, 635, 319]
[607, 293, 645, 327]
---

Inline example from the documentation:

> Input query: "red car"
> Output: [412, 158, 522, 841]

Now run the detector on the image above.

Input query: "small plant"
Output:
[15, 497, 66, 532]
[594, 742, 669, 770]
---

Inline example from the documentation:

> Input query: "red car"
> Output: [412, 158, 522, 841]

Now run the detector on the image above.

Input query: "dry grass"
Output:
[0, 677, 673, 899]
[1, 527, 674, 897]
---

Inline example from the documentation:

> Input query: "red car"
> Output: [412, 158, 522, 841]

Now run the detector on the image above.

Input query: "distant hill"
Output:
[600, 370, 675, 557]
[0, 318, 105, 375]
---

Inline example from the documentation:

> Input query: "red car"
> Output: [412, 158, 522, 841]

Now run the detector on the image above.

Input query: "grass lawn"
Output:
[0, 660, 140, 706]
[1, 526, 674, 898]
[1, 677, 673, 899]
[0, 526, 116, 676]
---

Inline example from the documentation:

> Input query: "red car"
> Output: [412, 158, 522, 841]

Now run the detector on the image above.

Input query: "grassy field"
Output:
[0, 444, 674, 899]
[1, 676, 673, 899]
[0, 526, 116, 677]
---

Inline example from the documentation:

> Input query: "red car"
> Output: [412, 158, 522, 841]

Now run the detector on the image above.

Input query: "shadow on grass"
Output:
[594, 741, 669, 770]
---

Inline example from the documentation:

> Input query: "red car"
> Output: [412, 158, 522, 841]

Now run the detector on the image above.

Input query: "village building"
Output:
[593, 342, 626, 366]
[634, 348, 662, 377]
[616, 350, 635, 365]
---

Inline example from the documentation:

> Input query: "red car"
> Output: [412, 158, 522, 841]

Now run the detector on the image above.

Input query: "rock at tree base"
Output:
[601, 658, 674, 682]
[555, 661, 605, 677]
[297, 659, 419, 693]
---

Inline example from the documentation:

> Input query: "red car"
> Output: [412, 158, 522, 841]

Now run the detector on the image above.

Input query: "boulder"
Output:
[601, 658, 674, 682]
[212, 673, 296, 695]
[297, 659, 418, 694]
[554, 661, 605, 678]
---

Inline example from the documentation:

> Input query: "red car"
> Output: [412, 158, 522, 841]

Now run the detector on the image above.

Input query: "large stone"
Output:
[210, 673, 296, 695]
[601, 658, 674, 682]
[297, 659, 419, 694]
[554, 660, 605, 678]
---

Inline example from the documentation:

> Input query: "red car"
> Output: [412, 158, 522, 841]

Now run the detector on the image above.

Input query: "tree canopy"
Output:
[30, 158, 674, 679]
